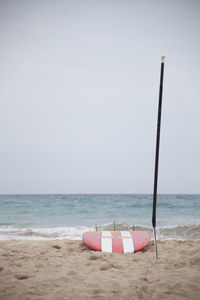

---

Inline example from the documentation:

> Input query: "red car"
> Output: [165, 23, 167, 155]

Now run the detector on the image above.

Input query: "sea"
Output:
[0, 194, 199, 241]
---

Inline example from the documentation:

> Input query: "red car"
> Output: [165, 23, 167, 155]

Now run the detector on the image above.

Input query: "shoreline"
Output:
[0, 239, 200, 300]
[1, 223, 200, 241]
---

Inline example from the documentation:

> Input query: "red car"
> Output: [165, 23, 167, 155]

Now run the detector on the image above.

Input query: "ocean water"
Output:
[0, 194, 199, 241]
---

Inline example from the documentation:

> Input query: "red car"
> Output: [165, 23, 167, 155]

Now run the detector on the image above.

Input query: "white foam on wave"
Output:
[0, 223, 199, 241]
[0, 225, 93, 241]
[156, 224, 200, 241]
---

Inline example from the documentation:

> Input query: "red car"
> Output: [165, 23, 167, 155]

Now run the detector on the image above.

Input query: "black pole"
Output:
[152, 56, 165, 259]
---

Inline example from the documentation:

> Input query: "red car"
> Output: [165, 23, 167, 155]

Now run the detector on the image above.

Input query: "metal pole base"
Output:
[153, 227, 158, 259]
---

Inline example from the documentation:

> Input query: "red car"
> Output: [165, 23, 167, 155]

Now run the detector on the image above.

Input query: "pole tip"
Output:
[161, 56, 166, 63]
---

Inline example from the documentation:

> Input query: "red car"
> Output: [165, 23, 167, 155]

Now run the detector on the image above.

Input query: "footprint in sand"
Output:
[40, 250, 48, 255]
[89, 255, 102, 261]
[93, 288, 105, 295]
[15, 274, 29, 280]
[100, 263, 114, 271]
[100, 263, 121, 271]
[68, 270, 76, 276]
[52, 245, 62, 249]
[11, 249, 20, 253]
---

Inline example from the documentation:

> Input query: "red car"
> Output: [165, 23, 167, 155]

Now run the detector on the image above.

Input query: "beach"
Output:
[0, 239, 200, 300]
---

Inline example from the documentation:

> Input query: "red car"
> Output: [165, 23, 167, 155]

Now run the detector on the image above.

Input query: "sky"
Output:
[0, 0, 200, 194]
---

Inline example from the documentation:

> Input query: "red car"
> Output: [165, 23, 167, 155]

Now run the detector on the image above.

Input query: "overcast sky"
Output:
[0, 0, 200, 194]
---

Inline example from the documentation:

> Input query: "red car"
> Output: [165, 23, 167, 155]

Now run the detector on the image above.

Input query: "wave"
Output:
[99, 223, 200, 240]
[156, 224, 200, 241]
[0, 226, 92, 241]
[0, 223, 199, 241]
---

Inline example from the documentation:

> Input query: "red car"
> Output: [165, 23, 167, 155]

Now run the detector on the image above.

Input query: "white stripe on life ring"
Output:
[101, 231, 112, 252]
[121, 231, 134, 253]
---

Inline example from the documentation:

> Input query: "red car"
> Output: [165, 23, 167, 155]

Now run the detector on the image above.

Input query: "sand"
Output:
[0, 239, 200, 300]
